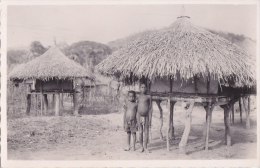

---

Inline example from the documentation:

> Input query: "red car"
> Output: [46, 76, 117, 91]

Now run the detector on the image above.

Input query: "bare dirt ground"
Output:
[7, 102, 257, 160]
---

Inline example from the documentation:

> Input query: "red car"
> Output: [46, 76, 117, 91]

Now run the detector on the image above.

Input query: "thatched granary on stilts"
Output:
[97, 16, 256, 153]
[9, 47, 93, 116]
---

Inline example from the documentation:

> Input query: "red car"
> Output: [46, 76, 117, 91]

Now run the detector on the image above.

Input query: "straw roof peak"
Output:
[9, 46, 92, 81]
[177, 16, 190, 19]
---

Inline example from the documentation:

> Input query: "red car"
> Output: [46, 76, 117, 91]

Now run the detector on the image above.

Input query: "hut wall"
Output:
[150, 77, 218, 94]
[35, 79, 73, 92]
[218, 85, 256, 96]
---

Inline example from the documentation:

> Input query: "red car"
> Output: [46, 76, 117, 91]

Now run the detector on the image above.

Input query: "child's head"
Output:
[128, 90, 136, 102]
[139, 83, 147, 94]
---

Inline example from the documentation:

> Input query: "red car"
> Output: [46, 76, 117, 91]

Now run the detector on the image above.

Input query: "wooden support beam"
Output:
[40, 94, 43, 116]
[155, 100, 164, 140]
[246, 96, 251, 129]
[248, 96, 251, 116]
[55, 93, 60, 116]
[168, 77, 175, 140]
[179, 101, 195, 154]
[242, 97, 248, 128]
[239, 97, 242, 123]
[230, 104, 234, 125]
[204, 103, 214, 150]
[52, 94, 55, 110]
[40, 82, 43, 116]
[35, 94, 38, 116]
[169, 101, 176, 140]
[166, 97, 171, 151]
[26, 94, 31, 115]
[202, 114, 207, 142]
[60, 93, 64, 110]
[43, 94, 48, 115]
[73, 91, 79, 116]
[224, 105, 231, 146]
[152, 94, 232, 104]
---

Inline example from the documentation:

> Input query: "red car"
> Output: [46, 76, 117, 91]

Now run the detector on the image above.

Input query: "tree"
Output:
[66, 41, 112, 72]
[30, 41, 47, 57]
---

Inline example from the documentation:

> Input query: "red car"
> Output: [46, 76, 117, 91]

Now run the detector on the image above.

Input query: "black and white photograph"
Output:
[1, 0, 259, 167]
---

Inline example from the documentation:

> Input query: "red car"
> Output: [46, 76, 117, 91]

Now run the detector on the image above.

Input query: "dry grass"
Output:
[7, 101, 257, 160]
[9, 47, 92, 81]
[97, 17, 255, 87]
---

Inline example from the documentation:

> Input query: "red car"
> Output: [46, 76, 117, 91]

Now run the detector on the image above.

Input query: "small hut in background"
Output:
[81, 74, 122, 106]
[9, 47, 93, 116]
[97, 15, 256, 153]
[82, 77, 108, 103]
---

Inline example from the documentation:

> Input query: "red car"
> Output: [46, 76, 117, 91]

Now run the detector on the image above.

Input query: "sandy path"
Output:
[7, 103, 257, 160]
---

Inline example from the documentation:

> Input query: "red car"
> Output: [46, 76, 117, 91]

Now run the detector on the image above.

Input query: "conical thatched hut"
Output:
[9, 47, 93, 116]
[97, 16, 256, 153]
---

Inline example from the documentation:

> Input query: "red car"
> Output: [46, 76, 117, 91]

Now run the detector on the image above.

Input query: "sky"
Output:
[7, 4, 257, 49]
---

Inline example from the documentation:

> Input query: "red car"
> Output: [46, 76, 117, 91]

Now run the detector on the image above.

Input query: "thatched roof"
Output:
[9, 47, 93, 81]
[97, 16, 255, 87]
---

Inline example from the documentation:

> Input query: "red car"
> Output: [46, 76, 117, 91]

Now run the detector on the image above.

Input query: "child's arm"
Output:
[136, 105, 140, 128]
[123, 101, 127, 128]
[148, 95, 153, 127]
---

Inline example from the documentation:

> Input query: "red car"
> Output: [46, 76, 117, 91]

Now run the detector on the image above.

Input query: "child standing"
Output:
[137, 83, 152, 153]
[123, 90, 138, 151]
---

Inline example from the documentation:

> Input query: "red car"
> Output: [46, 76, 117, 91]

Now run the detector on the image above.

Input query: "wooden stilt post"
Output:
[39, 81, 43, 116]
[55, 93, 60, 116]
[202, 107, 208, 142]
[229, 109, 232, 123]
[73, 91, 79, 116]
[143, 78, 153, 143]
[40, 93, 43, 116]
[231, 104, 234, 124]
[169, 102, 173, 140]
[52, 94, 55, 110]
[156, 100, 164, 140]
[168, 77, 175, 140]
[242, 97, 250, 129]
[246, 96, 251, 129]
[248, 96, 251, 115]
[43, 94, 48, 115]
[224, 105, 231, 146]
[89, 82, 93, 105]
[34, 94, 36, 115]
[60, 92, 64, 110]
[179, 101, 195, 154]
[35, 94, 38, 116]
[239, 97, 242, 123]
[169, 101, 176, 140]
[26, 94, 31, 115]
[166, 97, 171, 151]
[204, 102, 214, 150]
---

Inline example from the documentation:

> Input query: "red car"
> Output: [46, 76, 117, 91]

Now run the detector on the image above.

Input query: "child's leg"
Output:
[132, 132, 136, 151]
[136, 113, 140, 143]
[124, 131, 131, 151]
[139, 124, 144, 152]
[144, 117, 150, 152]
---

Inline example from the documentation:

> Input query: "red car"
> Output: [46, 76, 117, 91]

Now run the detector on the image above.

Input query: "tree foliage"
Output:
[8, 40, 112, 74]
[66, 41, 112, 72]
[207, 29, 246, 44]
[30, 41, 48, 57]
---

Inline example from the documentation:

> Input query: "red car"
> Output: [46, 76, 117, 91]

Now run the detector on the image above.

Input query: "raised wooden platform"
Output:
[142, 91, 252, 154]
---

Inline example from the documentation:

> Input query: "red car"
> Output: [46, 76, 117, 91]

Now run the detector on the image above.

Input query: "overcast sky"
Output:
[7, 4, 257, 49]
